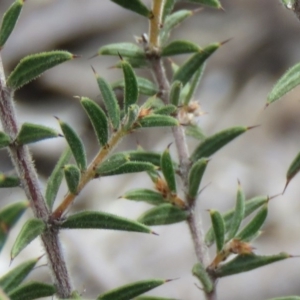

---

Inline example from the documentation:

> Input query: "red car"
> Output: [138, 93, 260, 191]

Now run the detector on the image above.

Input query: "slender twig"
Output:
[0, 54, 72, 298]
[148, 1, 217, 299]
[149, 0, 165, 49]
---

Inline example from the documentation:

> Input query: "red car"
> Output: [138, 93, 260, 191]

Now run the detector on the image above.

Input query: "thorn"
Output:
[220, 38, 233, 46]
[58, 134, 64, 138]
[151, 230, 159, 236]
[118, 52, 123, 61]
[237, 178, 241, 186]
[247, 124, 261, 130]
[192, 7, 204, 15]
[264, 103, 270, 110]
[167, 142, 173, 149]
[72, 54, 81, 59]
[54, 116, 60, 121]
[90, 65, 97, 75]
[282, 179, 290, 194]
[197, 181, 211, 197]
[165, 278, 179, 283]
[194, 283, 204, 291]
[269, 193, 282, 201]
[219, 6, 225, 12]
[9, 257, 14, 266]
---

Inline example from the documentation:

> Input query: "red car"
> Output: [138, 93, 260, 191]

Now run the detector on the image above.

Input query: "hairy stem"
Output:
[52, 128, 127, 220]
[0, 54, 72, 298]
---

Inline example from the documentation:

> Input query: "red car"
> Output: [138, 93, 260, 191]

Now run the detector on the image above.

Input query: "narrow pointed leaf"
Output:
[81, 97, 109, 146]
[192, 262, 213, 293]
[183, 63, 205, 105]
[98, 161, 155, 176]
[0, 173, 20, 188]
[160, 10, 193, 44]
[188, 0, 222, 8]
[153, 105, 177, 115]
[95, 73, 120, 130]
[45, 147, 71, 209]
[122, 189, 165, 205]
[0, 132, 10, 148]
[190, 126, 247, 162]
[138, 204, 189, 225]
[61, 211, 152, 233]
[110, 0, 152, 18]
[213, 253, 290, 277]
[8, 281, 56, 300]
[161, 146, 176, 193]
[0, 258, 40, 293]
[227, 182, 245, 241]
[126, 151, 162, 167]
[170, 80, 182, 106]
[16, 123, 60, 145]
[98, 43, 145, 58]
[123, 104, 140, 131]
[205, 195, 269, 246]
[114, 57, 148, 69]
[267, 63, 300, 104]
[286, 151, 300, 189]
[64, 164, 80, 194]
[7, 51, 74, 90]
[122, 60, 139, 113]
[210, 210, 225, 252]
[236, 204, 268, 241]
[137, 115, 179, 128]
[97, 153, 129, 175]
[11, 218, 45, 260]
[188, 158, 208, 199]
[112, 77, 158, 96]
[58, 119, 87, 171]
[185, 124, 205, 141]
[0, 201, 28, 252]
[162, 40, 200, 56]
[0, 0, 23, 49]
[173, 44, 219, 86]
[97, 279, 166, 300]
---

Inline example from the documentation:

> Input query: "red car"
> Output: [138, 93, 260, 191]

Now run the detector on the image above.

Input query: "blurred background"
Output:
[1, 0, 300, 299]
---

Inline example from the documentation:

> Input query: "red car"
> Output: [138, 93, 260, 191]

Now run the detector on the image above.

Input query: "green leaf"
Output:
[98, 43, 145, 59]
[0, 173, 20, 188]
[138, 204, 189, 225]
[173, 43, 219, 86]
[96, 153, 129, 175]
[97, 161, 155, 176]
[0, 258, 40, 293]
[190, 126, 248, 162]
[236, 204, 268, 241]
[16, 123, 60, 145]
[205, 195, 269, 246]
[114, 57, 148, 69]
[153, 105, 177, 115]
[0, 201, 28, 252]
[161, 146, 176, 193]
[58, 119, 87, 171]
[7, 51, 74, 90]
[137, 115, 179, 128]
[64, 164, 80, 195]
[226, 182, 245, 241]
[97, 279, 166, 300]
[45, 147, 71, 209]
[183, 63, 205, 105]
[185, 124, 205, 141]
[126, 150, 162, 167]
[162, 40, 200, 56]
[0, 0, 23, 49]
[192, 262, 213, 293]
[135, 297, 178, 300]
[285, 151, 300, 191]
[268, 297, 300, 300]
[187, 0, 222, 9]
[160, 10, 193, 45]
[112, 77, 158, 96]
[212, 253, 290, 277]
[121, 189, 165, 206]
[169, 80, 182, 106]
[11, 218, 45, 260]
[8, 281, 56, 300]
[188, 158, 208, 199]
[0, 132, 10, 149]
[267, 62, 300, 104]
[81, 97, 109, 146]
[61, 211, 152, 234]
[95, 72, 120, 130]
[121, 60, 139, 113]
[123, 104, 140, 131]
[162, 0, 177, 21]
[210, 209, 225, 252]
[110, 0, 152, 18]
